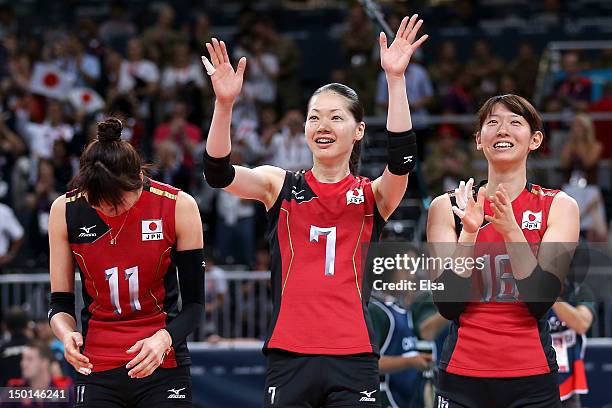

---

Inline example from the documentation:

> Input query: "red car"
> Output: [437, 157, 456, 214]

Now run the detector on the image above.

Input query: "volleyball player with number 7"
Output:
[202, 14, 427, 408]
[48, 118, 203, 407]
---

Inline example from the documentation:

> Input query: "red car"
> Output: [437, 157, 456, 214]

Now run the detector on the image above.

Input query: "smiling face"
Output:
[476, 102, 542, 165]
[305, 91, 365, 166]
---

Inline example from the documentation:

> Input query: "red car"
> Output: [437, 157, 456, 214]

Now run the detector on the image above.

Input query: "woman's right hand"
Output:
[62, 331, 93, 375]
[451, 178, 485, 234]
[202, 38, 247, 105]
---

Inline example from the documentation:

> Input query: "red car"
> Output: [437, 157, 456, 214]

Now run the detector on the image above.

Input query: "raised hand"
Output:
[451, 178, 485, 234]
[379, 14, 428, 77]
[202, 38, 247, 105]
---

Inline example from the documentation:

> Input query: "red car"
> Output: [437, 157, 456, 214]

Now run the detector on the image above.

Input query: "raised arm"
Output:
[202, 38, 285, 210]
[372, 15, 428, 220]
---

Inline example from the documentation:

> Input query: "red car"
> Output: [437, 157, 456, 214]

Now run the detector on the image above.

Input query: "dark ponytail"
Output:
[69, 117, 144, 208]
[310, 83, 364, 175]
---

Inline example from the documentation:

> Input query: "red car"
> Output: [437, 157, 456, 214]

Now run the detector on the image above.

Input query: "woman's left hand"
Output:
[485, 184, 521, 239]
[125, 329, 172, 378]
[379, 14, 428, 77]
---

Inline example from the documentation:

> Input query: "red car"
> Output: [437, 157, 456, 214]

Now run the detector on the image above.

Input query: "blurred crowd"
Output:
[0, 0, 609, 276]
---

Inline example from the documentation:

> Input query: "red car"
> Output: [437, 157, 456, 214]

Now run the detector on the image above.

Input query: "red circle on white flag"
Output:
[149, 222, 158, 231]
[81, 92, 92, 103]
[43, 73, 59, 87]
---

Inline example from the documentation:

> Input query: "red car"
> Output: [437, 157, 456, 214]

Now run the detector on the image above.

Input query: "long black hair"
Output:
[69, 118, 144, 208]
[309, 83, 364, 175]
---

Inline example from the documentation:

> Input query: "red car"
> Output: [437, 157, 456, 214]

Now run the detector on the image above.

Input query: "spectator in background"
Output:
[589, 82, 612, 159]
[52, 35, 100, 88]
[0, 307, 30, 386]
[554, 51, 592, 112]
[498, 73, 518, 95]
[215, 151, 256, 266]
[0, 199, 23, 270]
[561, 114, 607, 242]
[443, 70, 475, 114]
[160, 40, 206, 124]
[466, 39, 504, 104]
[508, 42, 540, 99]
[33, 319, 65, 377]
[24, 100, 74, 161]
[6, 340, 72, 407]
[190, 12, 212, 49]
[428, 41, 460, 110]
[151, 140, 192, 192]
[153, 100, 202, 171]
[117, 37, 159, 119]
[142, 3, 183, 67]
[252, 17, 302, 111]
[423, 124, 471, 197]
[266, 109, 312, 171]
[239, 36, 279, 106]
[0, 111, 26, 203]
[342, 4, 377, 113]
[25, 159, 59, 264]
[98, 0, 136, 53]
[204, 253, 228, 337]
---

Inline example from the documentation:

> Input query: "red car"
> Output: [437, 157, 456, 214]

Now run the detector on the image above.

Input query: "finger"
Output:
[126, 340, 144, 354]
[404, 14, 418, 39]
[129, 354, 156, 377]
[495, 190, 509, 207]
[205, 43, 220, 66]
[476, 187, 486, 208]
[457, 180, 467, 208]
[407, 19, 423, 44]
[379, 31, 388, 52]
[490, 202, 503, 219]
[235, 57, 247, 79]
[77, 367, 92, 375]
[452, 206, 465, 219]
[211, 38, 225, 67]
[134, 359, 160, 379]
[201, 56, 215, 76]
[466, 178, 474, 197]
[126, 348, 148, 369]
[484, 214, 494, 223]
[219, 40, 230, 64]
[412, 34, 429, 49]
[396, 16, 409, 39]
[67, 346, 90, 364]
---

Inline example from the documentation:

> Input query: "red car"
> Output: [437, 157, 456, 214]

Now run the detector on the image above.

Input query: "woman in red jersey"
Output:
[427, 94, 580, 408]
[202, 15, 427, 408]
[48, 118, 203, 407]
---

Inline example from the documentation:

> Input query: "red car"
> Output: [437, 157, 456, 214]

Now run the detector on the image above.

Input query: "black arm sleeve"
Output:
[431, 269, 472, 321]
[515, 265, 562, 320]
[203, 150, 236, 188]
[166, 248, 205, 347]
[48, 292, 76, 323]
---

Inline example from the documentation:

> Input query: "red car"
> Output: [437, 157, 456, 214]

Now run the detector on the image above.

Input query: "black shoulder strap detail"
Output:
[267, 170, 291, 216]
[143, 177, 152, 192]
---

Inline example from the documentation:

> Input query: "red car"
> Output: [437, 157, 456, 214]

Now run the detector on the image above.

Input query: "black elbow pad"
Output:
[432, 269, 472, 321]
[516, 265, 562, 319]
[203, 150, 236, 188]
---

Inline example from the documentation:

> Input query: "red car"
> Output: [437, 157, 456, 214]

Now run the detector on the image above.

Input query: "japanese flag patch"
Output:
[142, 219, 163, 241]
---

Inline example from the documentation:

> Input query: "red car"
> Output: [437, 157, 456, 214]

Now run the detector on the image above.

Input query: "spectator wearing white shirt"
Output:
[267, 110, 312, 171]
[117, 37, 159, 97]
[237, 36, 279, 105]
[52, 36, 101, 88]
[160, 41, 206, 95]
[24, 101, 74, 161]
[0, 201, 23, 270]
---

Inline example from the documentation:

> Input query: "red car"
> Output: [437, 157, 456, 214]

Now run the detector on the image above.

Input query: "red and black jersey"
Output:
[441, 182, 560, 377]
[264, 170, 386, 355]
[65, 178, 188, 372]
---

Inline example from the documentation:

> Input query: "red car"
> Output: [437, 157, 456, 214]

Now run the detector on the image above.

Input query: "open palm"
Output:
[202, 38, 247, 104]
[380, 14, 428, 77]
[452, 179, 486, 234]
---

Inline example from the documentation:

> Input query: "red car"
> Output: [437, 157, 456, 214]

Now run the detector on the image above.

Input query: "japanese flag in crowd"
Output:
[68, 87, 105, 113]
[29, 62, 75, 100]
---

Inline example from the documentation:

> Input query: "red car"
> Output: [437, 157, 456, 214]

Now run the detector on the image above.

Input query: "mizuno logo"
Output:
[167, 388, 186, 399]
[359, 390, 376, 402]
[78, 225, 97, 238]
[403, 155, 413, 164]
